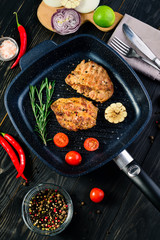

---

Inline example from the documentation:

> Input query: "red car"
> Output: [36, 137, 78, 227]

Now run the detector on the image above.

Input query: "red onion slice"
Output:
[51, 8, 81, 35]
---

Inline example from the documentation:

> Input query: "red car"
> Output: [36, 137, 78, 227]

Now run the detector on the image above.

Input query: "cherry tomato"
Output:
[84, 138, 99, 151]
[65, 151, 82, 166]
[90, 188, 104, 203]
[53, 132, 69, 148]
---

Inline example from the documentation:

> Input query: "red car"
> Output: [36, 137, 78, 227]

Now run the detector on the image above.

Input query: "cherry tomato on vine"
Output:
[53, 132, 69, 148]
[65, 151, 82, 166]
[90, 188, 104, 203]
[84, 138, 99, 151]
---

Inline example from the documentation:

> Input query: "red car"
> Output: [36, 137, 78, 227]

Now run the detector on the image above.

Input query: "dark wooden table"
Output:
[1, 0, 160, 239]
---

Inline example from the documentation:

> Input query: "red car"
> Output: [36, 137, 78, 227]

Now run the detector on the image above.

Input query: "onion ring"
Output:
[51, 8, 81, 35]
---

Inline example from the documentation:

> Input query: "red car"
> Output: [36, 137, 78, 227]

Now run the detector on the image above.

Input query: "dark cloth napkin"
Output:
[108, 14, 160, 80]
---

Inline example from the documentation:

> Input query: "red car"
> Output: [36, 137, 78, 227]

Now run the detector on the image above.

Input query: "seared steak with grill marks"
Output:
[51, 97, 98, 131]
[65, 60, 114, 103]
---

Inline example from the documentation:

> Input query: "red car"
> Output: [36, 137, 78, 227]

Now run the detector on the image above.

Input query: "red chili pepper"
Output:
[1, 133, 26, 178]
[0, 135, 27, 181]
[11, 12, 27, 69]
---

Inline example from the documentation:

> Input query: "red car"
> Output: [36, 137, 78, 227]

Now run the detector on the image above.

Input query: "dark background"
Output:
[0, 0, 160, 239]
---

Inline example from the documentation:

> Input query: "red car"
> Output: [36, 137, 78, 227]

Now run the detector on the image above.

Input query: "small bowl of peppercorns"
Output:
[22, 183, 73, 236]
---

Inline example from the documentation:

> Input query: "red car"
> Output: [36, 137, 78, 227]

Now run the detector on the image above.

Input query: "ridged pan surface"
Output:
[4, 34, 152, 176]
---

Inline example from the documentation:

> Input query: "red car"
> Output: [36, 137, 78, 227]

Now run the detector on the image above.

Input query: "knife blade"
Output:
[122, 23, 160, 69]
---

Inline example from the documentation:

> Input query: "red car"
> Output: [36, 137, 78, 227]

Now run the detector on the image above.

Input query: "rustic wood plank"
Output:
[1, 0, 160, 239]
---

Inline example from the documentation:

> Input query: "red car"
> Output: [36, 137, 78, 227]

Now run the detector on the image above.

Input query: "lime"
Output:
[93, 5, 115, 28]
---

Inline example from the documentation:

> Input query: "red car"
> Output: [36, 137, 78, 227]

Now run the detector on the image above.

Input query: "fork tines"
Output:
[109, 37, 130, 55]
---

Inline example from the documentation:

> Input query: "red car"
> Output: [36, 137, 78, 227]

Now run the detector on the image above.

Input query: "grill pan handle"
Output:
[19, 40, 57, 71]
[114, 150, 160, 211]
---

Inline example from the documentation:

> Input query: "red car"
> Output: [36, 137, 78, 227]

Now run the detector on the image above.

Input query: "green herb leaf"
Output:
[29, 78, 55, 146]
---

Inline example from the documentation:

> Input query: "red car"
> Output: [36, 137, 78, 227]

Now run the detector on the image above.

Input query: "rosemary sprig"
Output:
[29, 77, 55, 146]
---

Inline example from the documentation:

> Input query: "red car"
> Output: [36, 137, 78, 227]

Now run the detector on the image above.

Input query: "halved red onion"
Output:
[51, 8, 81, 35]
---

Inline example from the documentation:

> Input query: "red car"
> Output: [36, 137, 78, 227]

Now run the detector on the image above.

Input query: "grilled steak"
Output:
[65, 60, 114, 103]
[51, 97, 98, 131]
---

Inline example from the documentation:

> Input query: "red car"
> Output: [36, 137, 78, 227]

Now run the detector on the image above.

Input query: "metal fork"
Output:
[109, 37, 160, 71]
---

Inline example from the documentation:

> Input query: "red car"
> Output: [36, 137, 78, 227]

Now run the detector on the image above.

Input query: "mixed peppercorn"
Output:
[29, 188, 68, 231]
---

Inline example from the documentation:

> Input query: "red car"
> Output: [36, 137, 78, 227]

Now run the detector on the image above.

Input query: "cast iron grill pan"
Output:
[4, 35, 151, 176]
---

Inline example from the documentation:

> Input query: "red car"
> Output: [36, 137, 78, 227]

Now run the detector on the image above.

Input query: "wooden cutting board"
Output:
[37, 1, 123, 33]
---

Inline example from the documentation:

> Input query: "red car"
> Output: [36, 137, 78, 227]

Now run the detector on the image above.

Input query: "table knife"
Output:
[122, 23, 160, 69]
